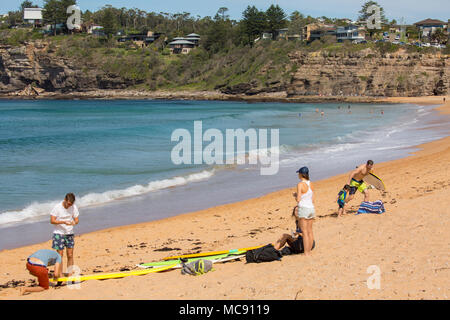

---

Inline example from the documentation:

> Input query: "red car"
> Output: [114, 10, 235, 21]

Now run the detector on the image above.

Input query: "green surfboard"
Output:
[138, 251, 246, 268]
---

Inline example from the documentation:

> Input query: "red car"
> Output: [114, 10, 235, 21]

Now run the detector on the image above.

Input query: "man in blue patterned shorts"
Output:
[50, 193, 79, 276]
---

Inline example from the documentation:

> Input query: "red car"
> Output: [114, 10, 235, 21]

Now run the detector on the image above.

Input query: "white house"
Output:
[23, 8, 43, 26]
[336, 25, 366, 42]
[87, 25, 104, 34]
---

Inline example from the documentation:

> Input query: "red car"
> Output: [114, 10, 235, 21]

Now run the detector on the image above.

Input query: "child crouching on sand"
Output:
[337, 185, 351, 217]
[20, 249, 62, 295]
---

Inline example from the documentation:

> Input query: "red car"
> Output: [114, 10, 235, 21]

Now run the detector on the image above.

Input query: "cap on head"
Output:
[296, 166, 309, 175]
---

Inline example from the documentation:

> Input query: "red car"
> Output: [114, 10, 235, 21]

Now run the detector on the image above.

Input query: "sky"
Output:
[1, 0, 449, 24]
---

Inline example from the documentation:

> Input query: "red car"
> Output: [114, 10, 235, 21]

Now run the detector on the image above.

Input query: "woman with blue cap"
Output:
[294, 166, 315, 255]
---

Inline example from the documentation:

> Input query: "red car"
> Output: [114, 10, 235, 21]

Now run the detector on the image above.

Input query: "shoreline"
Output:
[1, 90, 444, 104]
[0, 96, 448, 300]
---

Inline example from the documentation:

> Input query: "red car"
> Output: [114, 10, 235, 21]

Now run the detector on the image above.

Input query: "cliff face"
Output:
[0, 41, 448, 97]
[286, 48, 449, 97]
[0, 41, 134, 95]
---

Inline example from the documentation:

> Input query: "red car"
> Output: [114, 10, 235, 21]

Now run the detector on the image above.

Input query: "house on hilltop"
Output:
[168, 40, 196, 54]
[168, 34, 200, 54]
[336, 25, 366, 42]
[304, 23, 336, 42]
[414, 18, 447, 39]
[23, 8, 43, 27]
[117, 31, 163, 48]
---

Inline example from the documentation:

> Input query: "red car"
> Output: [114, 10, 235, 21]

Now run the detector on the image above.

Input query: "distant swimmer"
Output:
[315, 108, 319, 113]
[346, 160, 374, 203]
[321, 111, 324, 116]
[381, 110, 384, 115]
[348, 105, 351, 109]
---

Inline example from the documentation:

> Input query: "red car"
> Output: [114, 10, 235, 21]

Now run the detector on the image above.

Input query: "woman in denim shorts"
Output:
[294, 166, 315, 256]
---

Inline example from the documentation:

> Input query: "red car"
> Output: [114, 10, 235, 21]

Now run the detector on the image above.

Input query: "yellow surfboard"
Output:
[163, 245, 264, 261]
[50, 263, 176, 283]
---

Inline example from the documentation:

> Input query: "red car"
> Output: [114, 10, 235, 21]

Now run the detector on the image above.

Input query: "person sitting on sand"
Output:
[50, 193, 79, 276]
[293, 166, 315, 256]
[20, 249, 62, 295]
[346, 160, 374, 203]
[337, 185, 351, 217]
[274, 207, 315, 254]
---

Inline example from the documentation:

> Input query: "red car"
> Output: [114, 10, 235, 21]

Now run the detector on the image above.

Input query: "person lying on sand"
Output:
[20, 249, 62, 295]
[274, 207, 315, 255]
[346, 160, 374, 203]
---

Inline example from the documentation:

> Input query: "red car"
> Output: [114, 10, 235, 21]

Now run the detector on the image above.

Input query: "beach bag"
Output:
[245, 244, 282, 263]
[181, 259, 213, 276]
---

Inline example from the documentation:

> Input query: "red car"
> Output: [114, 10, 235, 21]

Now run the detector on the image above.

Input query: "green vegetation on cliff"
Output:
[0, 28, 448, 94]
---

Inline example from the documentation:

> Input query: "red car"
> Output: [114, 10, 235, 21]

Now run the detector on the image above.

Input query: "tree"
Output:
[43, 0, 76, 35]
[101, 5, 117, 38]
[265, 4, 287, 38]
[6, 11, 22, 26]
[241, 6, 267, 45]
[217, 7, 229, 20]
[204, 14, 233, 54]
[430, 28, 447, 44]
[288, 10, 305, 35]
[358, 1, 388, 26]
[20, 1, 38, 13]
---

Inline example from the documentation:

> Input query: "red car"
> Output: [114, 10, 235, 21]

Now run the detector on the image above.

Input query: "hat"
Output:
[296, 166, 309, 175]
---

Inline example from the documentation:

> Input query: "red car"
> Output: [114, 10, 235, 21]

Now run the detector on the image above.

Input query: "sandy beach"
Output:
[0, 96, 448, 300]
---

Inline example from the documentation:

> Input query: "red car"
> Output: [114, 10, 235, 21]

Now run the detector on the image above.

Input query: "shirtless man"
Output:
[346, 160, 374, 203]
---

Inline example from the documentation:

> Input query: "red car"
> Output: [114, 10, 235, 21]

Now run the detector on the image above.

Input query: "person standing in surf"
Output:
[50, 193, 79, 276]
[293, 167, 315, 256]
[346, 160, 374, 203]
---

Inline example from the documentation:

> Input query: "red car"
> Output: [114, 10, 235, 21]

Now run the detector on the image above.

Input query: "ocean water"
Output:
[0, 99, 448, 249]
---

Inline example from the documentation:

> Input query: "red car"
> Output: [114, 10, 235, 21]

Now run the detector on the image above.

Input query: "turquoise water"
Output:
[0, 99, 447, 233]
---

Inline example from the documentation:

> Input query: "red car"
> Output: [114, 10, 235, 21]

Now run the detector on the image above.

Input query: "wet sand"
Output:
[0, 96, 448, 300]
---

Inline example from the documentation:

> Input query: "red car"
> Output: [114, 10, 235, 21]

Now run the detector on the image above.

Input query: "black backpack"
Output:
[245, 244, 282, 263]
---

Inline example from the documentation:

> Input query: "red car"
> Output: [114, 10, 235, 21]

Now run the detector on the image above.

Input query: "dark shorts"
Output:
[52, 233, 75, 250]
[26, 262, 49, 289]
[338, 200, 345, 209]
[289, 236, 316, 254]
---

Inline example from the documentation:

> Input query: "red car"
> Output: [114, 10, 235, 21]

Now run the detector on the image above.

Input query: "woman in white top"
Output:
[295, 166, 315, 255]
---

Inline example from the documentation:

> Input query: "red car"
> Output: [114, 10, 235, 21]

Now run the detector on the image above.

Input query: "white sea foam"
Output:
[0, 169, 215, 228]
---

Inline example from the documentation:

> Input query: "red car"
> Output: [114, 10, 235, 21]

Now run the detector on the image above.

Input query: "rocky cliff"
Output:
[0, 41, 448, 97]
[0, 41, 134, 96]
[286, 48, 449, 97]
